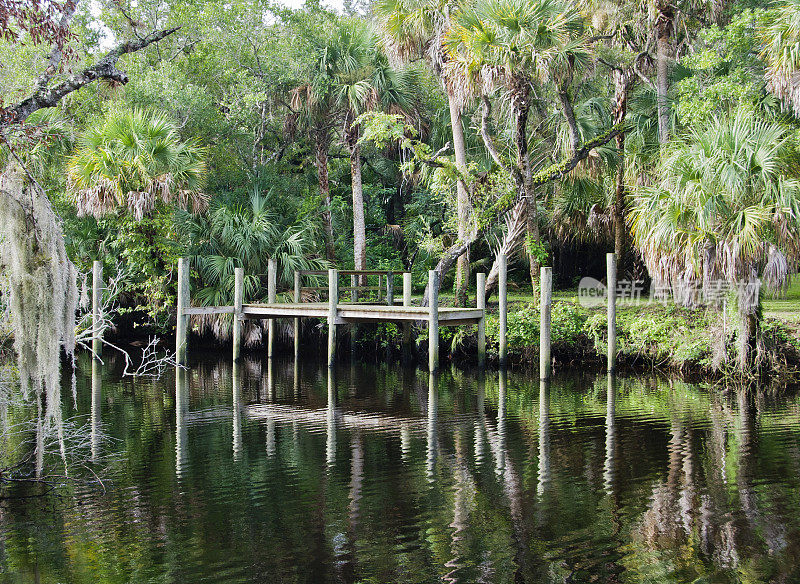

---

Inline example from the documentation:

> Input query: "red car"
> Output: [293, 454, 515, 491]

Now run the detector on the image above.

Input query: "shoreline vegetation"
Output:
[3, 276, 798, 385]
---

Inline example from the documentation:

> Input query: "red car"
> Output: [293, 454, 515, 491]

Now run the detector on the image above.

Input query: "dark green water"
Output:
[2, 354, 800, 583]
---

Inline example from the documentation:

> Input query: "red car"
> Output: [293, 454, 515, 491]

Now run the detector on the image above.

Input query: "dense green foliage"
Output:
[0, 0, 798, 362]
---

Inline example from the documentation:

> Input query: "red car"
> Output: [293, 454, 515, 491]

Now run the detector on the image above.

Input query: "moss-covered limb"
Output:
[486, 122, 627, 221]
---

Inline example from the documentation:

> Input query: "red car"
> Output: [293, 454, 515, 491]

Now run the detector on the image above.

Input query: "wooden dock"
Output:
[175, 260, 502, 371]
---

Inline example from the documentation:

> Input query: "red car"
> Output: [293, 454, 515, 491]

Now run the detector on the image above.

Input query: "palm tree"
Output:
[445, 0, 588, 289]
[629, 111, 800, 371]
[374, 0, 472, 304]
[760, 0, 800, 117]
[67, 109, 207, 221]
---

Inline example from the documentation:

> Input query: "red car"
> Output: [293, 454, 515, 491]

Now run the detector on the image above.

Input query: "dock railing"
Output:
[294, 269, 401, 305]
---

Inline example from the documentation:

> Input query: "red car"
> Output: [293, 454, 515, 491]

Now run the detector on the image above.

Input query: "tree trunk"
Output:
[526, 196, 540, 294]
[485, 198, 527, 297]
[315, 132, 336, 262]
[447, 88, 470, 306]
[346, 122, 367, 275]
[612, 69, 630, 271]
[655, 2, 673, 144]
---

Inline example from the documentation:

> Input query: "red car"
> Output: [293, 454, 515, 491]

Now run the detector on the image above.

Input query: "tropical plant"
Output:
[629, 110, 800, 370]
[177, 187, 327, 343]
[67, 108, 208, 221]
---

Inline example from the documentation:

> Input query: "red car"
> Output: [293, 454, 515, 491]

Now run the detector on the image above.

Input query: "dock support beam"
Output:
[386, 273, 394, 306]
[498, 254, 508, 367]
[477, 272, 486, 368]
[176, 257, 189, 366]
[267, 258, 277, 359]
[607, 253, 617, 374]
[328, 269, 338, 368]
[92, 260, 103, 357]
[540, 266, 552, 380]
[232, 267, 244, 362]
[428, 270, 439, 373]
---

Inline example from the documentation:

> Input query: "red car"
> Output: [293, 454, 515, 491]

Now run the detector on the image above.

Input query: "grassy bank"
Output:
[435, 275, 800, 382]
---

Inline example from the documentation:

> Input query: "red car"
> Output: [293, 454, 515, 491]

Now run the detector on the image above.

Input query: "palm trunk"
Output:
[315, 132, 336, 262]
[511, 77, 539, 292]
[447, 89, 470, 306]
[612, 69, 630, 270]
[655, 3, 673, 144]
[736, 277, 761, 373]
[347, 123, 366, 275]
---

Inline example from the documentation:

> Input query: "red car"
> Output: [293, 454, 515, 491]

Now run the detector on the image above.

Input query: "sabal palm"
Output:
[629, 111, 800, 368]
[328, 21, 412, 274]
[760, 0, 800, 117]
[67, 109, 207, 220]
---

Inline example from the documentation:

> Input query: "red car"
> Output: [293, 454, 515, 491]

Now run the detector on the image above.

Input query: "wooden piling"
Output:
[428, 270, 439, 373]
[294, 270, 301, 359]
[386, 273, 394, 306]
[92, 260, 103, 357]
[540, 266, 552, 380]
[232, 267, 244, 361]
[498, 254, 508, 367]
[233, 268, 244, 361]
[267, 258, 276, 359]
[476, 272, 486, 368]
[176, 257, 189, 365]
[328, 269, 338, 368]
[607, 253, 617, 374]
[403, 272, 412, 361]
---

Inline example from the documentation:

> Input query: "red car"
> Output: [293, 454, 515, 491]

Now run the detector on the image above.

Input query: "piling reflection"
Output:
[232, 361, 243, 461]
[426, 372, 438, 482]
[326, 368, 336, 468]
[537, 377, 550, 496]
[91, 358, 102, 462]
[496, 368, 507, 475]
[265, 358, 276, 457]
[604, 373, 616, 496]
[175, 366, 188, 476]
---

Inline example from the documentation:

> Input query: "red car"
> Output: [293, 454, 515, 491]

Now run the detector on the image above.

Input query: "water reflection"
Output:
[326, 368, 336, 468]
[604, 373, 616, 495]
[3, 357, 800, 583]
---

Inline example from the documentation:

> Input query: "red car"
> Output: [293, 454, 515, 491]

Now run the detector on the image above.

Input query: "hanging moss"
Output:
[0, 166, 78, 425]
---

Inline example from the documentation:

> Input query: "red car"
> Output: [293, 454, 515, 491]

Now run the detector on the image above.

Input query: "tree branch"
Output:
[479, 95, 511, 174]
[1, 27, 181, 128]
[34, 0, 79, 92]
